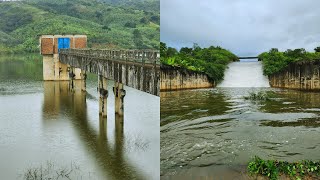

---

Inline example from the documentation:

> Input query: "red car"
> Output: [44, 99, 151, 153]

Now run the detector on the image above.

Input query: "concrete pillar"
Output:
[42, 53, 73, 81]
[114, 82, 126, 116]
[99, 116, 107, 140]
[115, 114, 124, 129]
[53, 54, 70, 81]
[98, 75, 108, 117]
[42, 54, 82, 81]
[43, 55, 55, 80]
[98, 74, 102, 114]
[74, 68, 82, 80]
[80, 70, 87, 91]
[68, 66, 76, 91]
[54, 54, 60, 80]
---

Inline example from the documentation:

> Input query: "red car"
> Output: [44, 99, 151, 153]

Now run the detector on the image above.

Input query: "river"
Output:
[161, 60, 320, 179]
[0, 54, 160, 180]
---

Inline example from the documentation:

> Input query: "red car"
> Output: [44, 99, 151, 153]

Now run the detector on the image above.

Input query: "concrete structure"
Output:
[238, 56, 259, 59]
[40, 35, 87, 81]
[40, 35, 160, 118]
[59, 48, 160, 96]
[269, 60, 320, 90]
[160, 64, 215, 91]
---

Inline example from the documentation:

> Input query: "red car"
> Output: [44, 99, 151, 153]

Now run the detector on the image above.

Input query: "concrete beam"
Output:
[59, 49, 160, 96]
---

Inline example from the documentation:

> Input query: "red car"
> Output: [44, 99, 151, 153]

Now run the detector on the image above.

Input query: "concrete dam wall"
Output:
[160, 65, 214, 91]
[269, 61, 320, 90]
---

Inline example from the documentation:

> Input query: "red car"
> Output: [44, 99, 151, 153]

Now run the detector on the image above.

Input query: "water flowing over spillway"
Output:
[218, 60, 270, 87]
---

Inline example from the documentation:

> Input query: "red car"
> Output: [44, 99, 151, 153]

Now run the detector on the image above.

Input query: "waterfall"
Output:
[217, 60, 270, 87]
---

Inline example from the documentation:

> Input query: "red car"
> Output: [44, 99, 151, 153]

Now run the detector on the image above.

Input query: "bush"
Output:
[160, 42, 238, 82]
[124, 22, 136, 28]
[248, 156, 320, 180]
[259, 48, 320, 76]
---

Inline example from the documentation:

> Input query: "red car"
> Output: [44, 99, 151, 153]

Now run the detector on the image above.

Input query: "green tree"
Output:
[259, 48, 320, 76]
[150, 15, 160, 24]
[180, 47, 193, 55]
[3, 13, 33, 33]
[140, 17, 149, 24]
[133, 29, 143, 49]
[284, 48, 306, 59]
[269, 48, 279, 53]
[95, 11, 103, 23]
[193, 43, 200, 50]
[0, 0, 159, 52]
[161, 43, 238, 82]
[167, 47, 178, 57]
[102, 25, 111, 30]
[160, 42, 167, 57]
[124, 22, 136, 28]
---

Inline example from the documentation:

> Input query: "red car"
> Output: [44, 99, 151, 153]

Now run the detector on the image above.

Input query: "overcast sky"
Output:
[161, 0, 320, 56]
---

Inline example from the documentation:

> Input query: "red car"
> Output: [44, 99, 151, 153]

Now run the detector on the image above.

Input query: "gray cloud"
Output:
[161, 0, 320, 56]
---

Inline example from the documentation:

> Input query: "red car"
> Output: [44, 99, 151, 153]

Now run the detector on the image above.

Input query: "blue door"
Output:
[58, 38, 70, 51]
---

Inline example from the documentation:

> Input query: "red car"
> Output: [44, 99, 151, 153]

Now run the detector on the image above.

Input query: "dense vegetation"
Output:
[160, 42, 238, 82]
[259, 47, 320, 76]
[96, 0, 160, 12]
[0, 0, 159, 53]
[248, 156, 320, 180]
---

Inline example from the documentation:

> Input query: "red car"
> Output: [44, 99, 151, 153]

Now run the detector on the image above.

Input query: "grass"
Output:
[248, 156, 320, 180]
[20, 161, 95, 180]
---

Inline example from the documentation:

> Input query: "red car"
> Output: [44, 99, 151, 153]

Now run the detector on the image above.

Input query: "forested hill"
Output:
[97, 0, 160, 12]
[0, 0, 160, 53]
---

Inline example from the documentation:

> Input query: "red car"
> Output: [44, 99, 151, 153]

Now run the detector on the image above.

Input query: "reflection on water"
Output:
[161, 88, 320, 178]
[0, 55, 159, 180]
[43, 81, 144, 179]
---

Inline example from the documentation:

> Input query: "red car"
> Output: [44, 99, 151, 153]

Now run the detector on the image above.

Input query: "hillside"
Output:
[0, 0, 160, 53]
[97, 0, 160, 12]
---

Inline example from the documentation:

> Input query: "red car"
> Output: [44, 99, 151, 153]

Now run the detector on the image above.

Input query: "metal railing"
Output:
[59, 49, 160, 65]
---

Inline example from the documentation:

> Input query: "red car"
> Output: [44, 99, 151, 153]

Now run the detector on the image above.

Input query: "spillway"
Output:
[217, 60, 270, 87]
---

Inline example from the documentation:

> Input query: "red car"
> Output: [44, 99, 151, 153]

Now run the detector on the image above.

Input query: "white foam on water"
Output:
[217, 60, 270, 87]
